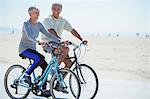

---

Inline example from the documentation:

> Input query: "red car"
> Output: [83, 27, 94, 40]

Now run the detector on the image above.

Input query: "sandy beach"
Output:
[0, 33, 150, 99]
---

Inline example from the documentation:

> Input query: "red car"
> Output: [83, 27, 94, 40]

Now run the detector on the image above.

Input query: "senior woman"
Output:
[19, 6, 60, 97]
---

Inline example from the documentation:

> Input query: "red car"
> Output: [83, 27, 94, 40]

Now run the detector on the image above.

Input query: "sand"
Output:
[0, 33, 150, 99]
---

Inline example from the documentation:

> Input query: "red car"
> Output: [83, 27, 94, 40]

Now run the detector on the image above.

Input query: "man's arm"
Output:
[71, 29, 83, 41]
[42, 18, 61, 39]
[63, 20, 83, 41]
[48, 29, 61, 39]
[39, 23, 60, 43]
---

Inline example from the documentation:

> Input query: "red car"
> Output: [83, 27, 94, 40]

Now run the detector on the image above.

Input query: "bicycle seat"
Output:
[19, 54, 27, 59]
[19, 54, 32, 64]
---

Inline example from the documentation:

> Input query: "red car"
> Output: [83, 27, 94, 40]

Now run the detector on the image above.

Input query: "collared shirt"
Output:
[41, 15, 73, 41]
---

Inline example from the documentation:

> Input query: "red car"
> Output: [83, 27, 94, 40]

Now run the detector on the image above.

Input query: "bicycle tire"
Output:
[71, 64, 99, 99]
[50, 68, 81, 99]
[4, 65, 30, 99]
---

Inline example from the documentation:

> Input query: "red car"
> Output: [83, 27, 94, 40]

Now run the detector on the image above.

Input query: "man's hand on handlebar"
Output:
[62, 40, 88, 47]
[82, 40, 88, 45]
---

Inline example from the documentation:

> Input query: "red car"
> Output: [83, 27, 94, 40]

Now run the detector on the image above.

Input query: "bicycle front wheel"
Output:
[50, 68, 81, 99]
[71, 64, 99, 99]
[4, 65, 30, 99]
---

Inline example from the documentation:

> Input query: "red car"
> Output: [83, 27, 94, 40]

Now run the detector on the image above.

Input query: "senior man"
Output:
[41, 3, 87, 69]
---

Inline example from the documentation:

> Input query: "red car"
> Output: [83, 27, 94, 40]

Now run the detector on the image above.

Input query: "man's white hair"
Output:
[28, 6, 39, 14]
[52, 3, 62, 9]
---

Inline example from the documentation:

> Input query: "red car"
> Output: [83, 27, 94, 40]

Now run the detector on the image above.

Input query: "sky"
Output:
[0, 0, 149, 36]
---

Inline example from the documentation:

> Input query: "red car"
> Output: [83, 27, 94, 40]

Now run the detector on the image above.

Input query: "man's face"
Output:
[52, 5, 62, 15]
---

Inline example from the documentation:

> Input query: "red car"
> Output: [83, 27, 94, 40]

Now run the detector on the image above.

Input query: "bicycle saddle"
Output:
[19, 54, 26, 59]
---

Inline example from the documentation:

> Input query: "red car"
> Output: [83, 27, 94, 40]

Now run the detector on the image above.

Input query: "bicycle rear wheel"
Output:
[4, 65, 30, 99]
[50, 68, 81, 99]
[71, 64, 99, 99]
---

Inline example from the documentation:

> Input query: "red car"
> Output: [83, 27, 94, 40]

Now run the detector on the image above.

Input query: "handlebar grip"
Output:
[61, 41, 72, 45]
[38, 42, 41, 45]
[82, 40, 87, 45]
[68, 41, 72, 45]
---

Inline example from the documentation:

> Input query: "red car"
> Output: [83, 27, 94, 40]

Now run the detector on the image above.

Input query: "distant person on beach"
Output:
[12, 29, 14, 35]
[41, 3, 88, 69]
[18, 6, 60, 97]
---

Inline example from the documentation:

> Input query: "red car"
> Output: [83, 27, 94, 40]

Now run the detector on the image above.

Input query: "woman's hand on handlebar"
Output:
[38, 41, 46, 47]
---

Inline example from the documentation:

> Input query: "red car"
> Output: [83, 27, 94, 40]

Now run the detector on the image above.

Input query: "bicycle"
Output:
[4, 42, 81, 99]
[67, 41, 99, 99]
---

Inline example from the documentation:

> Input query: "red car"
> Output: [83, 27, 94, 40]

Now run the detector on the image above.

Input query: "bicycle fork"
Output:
[75, 66, 86, 84]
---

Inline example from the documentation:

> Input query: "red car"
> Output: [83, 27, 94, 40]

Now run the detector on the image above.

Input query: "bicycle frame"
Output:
[36, 55, 66, 89]
[66, 44, 87, 84]
[17, 54, 65, 90]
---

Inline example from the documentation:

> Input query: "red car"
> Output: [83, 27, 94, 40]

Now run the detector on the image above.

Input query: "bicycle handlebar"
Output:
[41, 40, 87, 54]
[67, 40, 87, 49]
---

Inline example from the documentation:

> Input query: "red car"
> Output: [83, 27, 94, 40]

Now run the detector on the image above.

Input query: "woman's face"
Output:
[30, 9, 39, 21]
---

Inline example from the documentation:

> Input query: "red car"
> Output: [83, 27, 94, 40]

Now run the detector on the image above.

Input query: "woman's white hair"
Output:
[28, 6, 39, 14]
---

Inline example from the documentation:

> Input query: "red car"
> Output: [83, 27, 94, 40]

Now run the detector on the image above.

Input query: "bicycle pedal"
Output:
[10, 84, 17, 89]
[60, 89, 69, 94]
[41, 90, 51, 97]
[54, 86, 69, 94]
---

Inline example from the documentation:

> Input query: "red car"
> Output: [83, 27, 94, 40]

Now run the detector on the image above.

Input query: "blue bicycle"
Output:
[4, 42, 81, 99]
